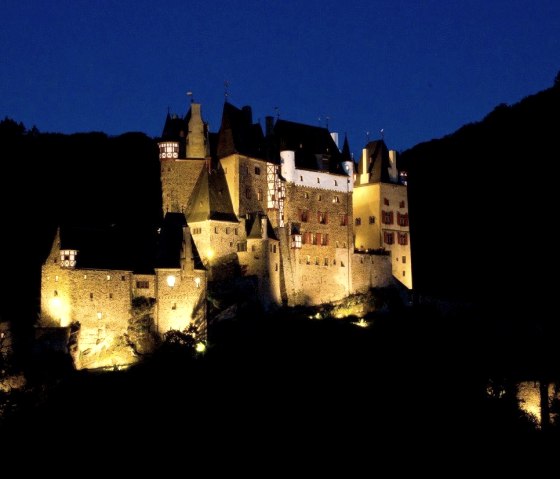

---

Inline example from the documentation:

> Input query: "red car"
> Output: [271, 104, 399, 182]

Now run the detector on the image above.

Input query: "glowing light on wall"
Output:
[195, 342, 206, 353]
[206, 249, 214, 260]
[194, 277, 201, 288]
[167, 275, 176, 287]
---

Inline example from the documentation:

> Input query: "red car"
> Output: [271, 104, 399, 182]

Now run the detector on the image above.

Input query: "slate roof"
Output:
[355, 139, 393, 185]
[245, 214, 279, 240]
[268, 119, 346, 174]
[186, 167, 239, 224]
[216, 102, 266, 159]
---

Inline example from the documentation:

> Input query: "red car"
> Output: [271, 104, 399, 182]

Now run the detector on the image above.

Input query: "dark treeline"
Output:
[401, 78, 560, 315]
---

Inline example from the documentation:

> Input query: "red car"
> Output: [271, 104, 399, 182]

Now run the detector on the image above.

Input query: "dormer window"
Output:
[60, 250, 78, 268]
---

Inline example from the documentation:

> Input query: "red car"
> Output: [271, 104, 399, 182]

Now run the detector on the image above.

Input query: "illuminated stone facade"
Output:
[38, 99, 412, 368]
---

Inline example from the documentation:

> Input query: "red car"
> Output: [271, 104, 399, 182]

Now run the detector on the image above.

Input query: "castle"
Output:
[39, 99, 411, 369]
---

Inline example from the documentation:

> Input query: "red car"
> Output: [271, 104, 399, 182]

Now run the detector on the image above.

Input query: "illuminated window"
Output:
[304, 192, 309, 199]
[369, 216, 375, 224]
[194, 277, 201, 288]
[55, 275, 59, 282]
[106, 275, 111, 281]
[318, 211, 328, 224]
[382, 211, 394, 224]
[384, 198, 389, 206]
[315, 257, 319, 265]
[384, 232, 394, 244]
[257, 189, 263, 201]
[97, 312, 102, 319]
[310, 233, 317, 245]
[355, 217, 361, 226]
[306, 255, 311, 265]
[291, 234, 302, 249]
[332, 196, 340, 203]
[167, 275, 176, 287]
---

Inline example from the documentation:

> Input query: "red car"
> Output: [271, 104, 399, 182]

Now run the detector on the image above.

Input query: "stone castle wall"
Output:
[161, 158, 205, 214]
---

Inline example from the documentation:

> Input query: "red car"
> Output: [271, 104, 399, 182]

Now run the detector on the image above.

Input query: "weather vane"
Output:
[187, 91, 194, 103]
[380, 128, 384, 140]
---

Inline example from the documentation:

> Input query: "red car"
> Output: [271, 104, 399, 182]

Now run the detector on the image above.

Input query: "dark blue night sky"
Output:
[1, 0, 558, 155]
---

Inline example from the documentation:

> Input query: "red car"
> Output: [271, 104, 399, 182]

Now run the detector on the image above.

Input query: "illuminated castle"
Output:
[39, 100, 411, 369]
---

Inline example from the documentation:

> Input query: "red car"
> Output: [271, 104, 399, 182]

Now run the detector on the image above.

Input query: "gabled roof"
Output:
[269, 119, 344, 173]
[216, 102, 266, 159]
[245, 214, 278, 241]
[160, 112, 188, 142]
[186, 167, 238, 223]
[356, 139, 393, 185]
[155, 213, 204, 270]
[58, 224, 156, 273]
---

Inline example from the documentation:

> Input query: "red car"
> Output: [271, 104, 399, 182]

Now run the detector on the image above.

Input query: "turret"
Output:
[186, 103, 207, 159]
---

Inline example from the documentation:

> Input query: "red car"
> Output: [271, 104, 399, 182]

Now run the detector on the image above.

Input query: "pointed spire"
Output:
[186, 103, 207, 159]
[341, 134, 352, 162]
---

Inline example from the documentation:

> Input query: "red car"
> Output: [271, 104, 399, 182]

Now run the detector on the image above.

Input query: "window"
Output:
[136, 280, 149, 289]
[275, 263, 278, 271]
[403, 271, 406, 277]
[310, 232, 318, 245]
[109, 293, 113, 299]
[398, 233, 408, 245]
[299, 209, 309, 222]
[384, 232, 394, 244]
[237, 242, 247, 252]
[341, 261, 345, 267]
[355, 217, 361, 226]
[397, 212, 409, 227]
[399, 200, 406, 208]
[234, 228, 238, 235]
[324, 257, 329, 266]
[334, 180, 338, 186]
[84, 274, 87, 279]
[245, 188, 251, 199]
[257, 189, 263, 201]
[315, 257, 319, 265]
[304, 192, 309, 199]
[317, 177, 320, 184]
[54, 290, 58, 296]
[214, 227, 218, 234]
[332, 196, 340, 203]
[320, 234, 329, 246]
[317, 211, 328, 224]
[251, 244, 257, 252]
[382, 211, 394, 224]
[255, 166, 261, 175]
[384, 197, 389, 206]
[121, 275, 126, 281]
[402, 256, 406, 264]
[300, 176, 304, 182]
[55, 275, 59, 282]
[90, 293, 94, 300]
[369, 216, 375, 224]
[172, 303, 177, 310]
[106, 275, 111, 281]
[226, 227, 231, 234]
[270, 244, 277, 253]
[291, 234, 302, 249]
[306, 255, 311, 265]
[317, 194, 322, 201]
[340, 214, 348, 226]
